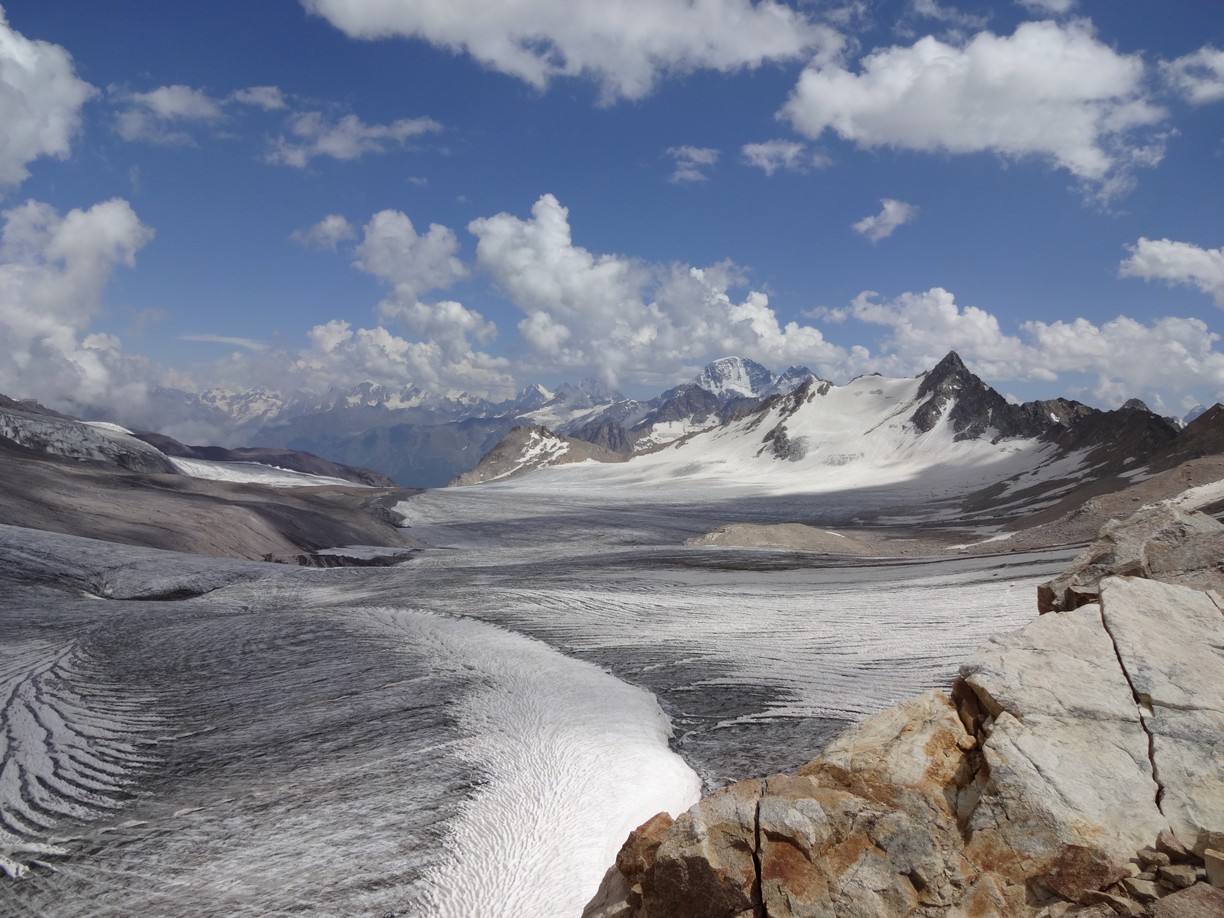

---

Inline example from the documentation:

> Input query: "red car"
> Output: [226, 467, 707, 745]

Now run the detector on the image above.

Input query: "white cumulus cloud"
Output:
[0, 197, 156, 412]
[231, 85, 287, 110]
[266, 111, 442, 167]
[0, 8, 97, 187]
[1162, 46, 1224, 106]
[279, 318, 512, 398]
[1016, 0, 1076, 15]
[1120, 237, 1224, 307]
[909, 0, 989, 32]
[782, 20, 1168, 198]
[351, 209, 493, 360]
[301, 0, 840, 103]
[852, 198, 918, 242]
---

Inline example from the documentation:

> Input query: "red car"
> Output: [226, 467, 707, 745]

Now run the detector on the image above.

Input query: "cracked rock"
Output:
[1098, 577, 1224, 855]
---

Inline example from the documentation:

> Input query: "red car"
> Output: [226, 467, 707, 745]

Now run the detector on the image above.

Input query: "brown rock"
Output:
[1153, 882, 1224, 916]
[1158, 864, 1198, 890]
[1075, 906, 1121, 918]
[616, 812, 674, 885]
[1203, 849, 1224, 889]
[639, 778, 762, 918]
[1196, 831, 1224, 859]
[1081, 890, 1147, 917]
[1040, 845, 1130, 902]
[759, 692, 980, 916]
[1156, 830, 1194, 864]
[1121, 876, 1164, 903]
[1140, 847, 1173, 870]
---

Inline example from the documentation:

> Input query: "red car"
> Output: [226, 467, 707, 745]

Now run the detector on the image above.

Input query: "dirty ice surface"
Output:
[2, 469, 1076, 916]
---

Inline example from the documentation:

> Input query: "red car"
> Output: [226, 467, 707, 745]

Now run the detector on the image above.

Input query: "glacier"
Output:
[1, 470, 1078, 916]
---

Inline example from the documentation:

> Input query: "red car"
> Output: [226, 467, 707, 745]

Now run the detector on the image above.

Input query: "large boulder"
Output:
[959, 602, 1167, 884]
[1098, 577, 1224, 855]
[1037, 506, 1224, 612]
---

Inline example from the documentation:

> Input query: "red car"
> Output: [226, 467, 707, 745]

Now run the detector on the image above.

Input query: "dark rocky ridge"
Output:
[910, 351, 1179, 462]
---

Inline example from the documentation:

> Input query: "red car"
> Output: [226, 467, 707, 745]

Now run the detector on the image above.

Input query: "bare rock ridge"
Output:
[448, 424, 626, 486]
[586, 505, 1224, 918]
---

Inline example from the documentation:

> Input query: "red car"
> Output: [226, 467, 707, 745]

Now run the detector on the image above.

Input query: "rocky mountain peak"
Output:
[911, 351, 1008, 438]
[915, 350, 972, 398]
[514, 383, 555, 410]
[550, 378, 620, 408]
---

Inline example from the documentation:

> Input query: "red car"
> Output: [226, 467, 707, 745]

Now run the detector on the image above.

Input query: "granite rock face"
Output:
[587, 512, 1224, 918]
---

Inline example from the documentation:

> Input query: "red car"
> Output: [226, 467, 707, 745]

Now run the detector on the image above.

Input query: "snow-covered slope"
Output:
[618, 371, 1051, 497]
[468, 353, 1179, 515]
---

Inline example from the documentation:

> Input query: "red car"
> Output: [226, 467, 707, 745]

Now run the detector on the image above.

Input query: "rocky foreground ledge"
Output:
[585, 507, 1224, 918]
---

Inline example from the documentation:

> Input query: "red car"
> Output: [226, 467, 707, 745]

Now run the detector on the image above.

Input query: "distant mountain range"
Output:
[126, 357, 820, 487]
[49, 353, 1206, 489]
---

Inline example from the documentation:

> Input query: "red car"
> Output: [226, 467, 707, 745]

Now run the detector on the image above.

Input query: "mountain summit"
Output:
[693, 357, 776, 400]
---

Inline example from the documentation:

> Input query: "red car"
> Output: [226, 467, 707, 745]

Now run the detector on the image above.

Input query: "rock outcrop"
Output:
[1037, 506, 1224, 612]
[448, 425, 626, 486]
[587, 506, 1224, 917]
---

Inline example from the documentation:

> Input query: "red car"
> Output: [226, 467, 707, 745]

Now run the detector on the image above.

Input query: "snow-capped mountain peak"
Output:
[511, 383, 555, 411]
[693, 357, 776, 400]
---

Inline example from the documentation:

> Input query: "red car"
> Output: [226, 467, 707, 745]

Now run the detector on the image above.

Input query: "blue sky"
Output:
[2, 0, 1223, 422]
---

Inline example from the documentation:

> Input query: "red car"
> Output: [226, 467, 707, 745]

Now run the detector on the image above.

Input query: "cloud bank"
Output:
[301, 0, 839, 102]
[9, 193, 1224, 427]
[0, 198, 155, 413]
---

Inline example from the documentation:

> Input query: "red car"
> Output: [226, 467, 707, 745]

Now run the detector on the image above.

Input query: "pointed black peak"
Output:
[927, 351, 969, 378]
[1120, 397, 1151, 413]
[917, 351, 979, 399]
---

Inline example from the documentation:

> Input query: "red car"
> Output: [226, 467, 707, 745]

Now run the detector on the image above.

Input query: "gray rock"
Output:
[960, 604, 1167, 874]
[1098, 577, 1224, 855]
